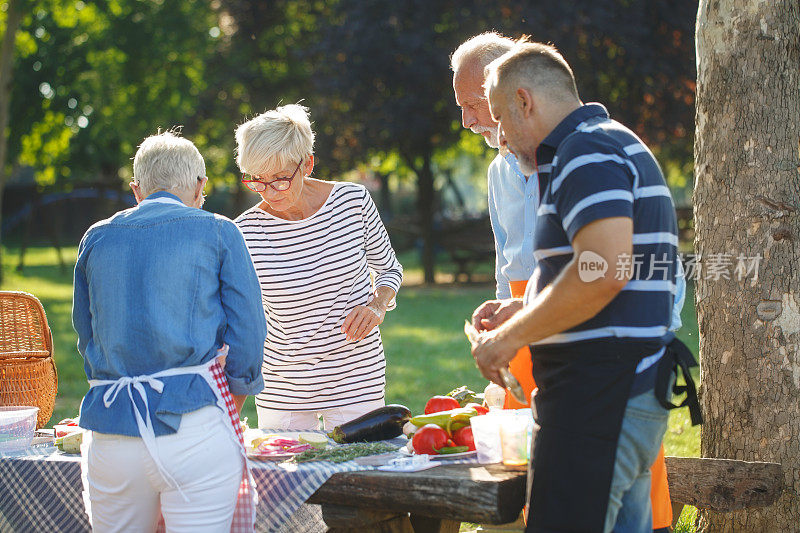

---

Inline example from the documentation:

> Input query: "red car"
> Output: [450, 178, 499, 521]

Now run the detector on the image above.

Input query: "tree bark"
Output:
[694, 1, 800, 531]
[0, 0, 24, 284]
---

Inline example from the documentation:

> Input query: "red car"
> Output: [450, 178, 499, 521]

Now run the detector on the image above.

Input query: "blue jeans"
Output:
[603, 388, 670, 533]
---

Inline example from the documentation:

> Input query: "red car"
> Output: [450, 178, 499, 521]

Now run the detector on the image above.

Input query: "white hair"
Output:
[132, 131, 205, 197]
[450, 32, 516, 77]
[235, 104, 315, 176]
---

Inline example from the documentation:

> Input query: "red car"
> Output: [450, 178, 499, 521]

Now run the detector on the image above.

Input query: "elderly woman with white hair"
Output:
[73, 131, 266, 531]
[234, 104, 403, 431]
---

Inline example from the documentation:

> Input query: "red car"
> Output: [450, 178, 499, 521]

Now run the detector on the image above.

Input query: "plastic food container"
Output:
[470, 410, 511, 464]
[0, 406, 39, 453]
[499, 409, 534, 469]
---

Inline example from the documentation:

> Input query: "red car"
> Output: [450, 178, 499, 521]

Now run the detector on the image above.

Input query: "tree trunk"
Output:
[0, 0, 24, 284]
[376, 171, 392, 219]
[417, 153, 435, 284]
[694, 1, 800, 531]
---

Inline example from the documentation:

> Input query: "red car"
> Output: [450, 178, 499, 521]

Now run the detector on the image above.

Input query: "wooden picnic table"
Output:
[307, 456, 785, 532]
[310, 463, 527, 532]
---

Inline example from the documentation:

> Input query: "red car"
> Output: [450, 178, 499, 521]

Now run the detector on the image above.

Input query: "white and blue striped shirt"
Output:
[235, 183, 403, 411]
[526, 103, 679, 353]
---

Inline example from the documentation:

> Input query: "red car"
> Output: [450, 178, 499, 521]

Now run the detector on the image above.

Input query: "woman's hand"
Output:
[341, 300, 386, 341]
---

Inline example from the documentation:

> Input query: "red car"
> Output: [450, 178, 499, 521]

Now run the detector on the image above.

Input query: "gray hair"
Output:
[450, 32, 516, 77]
[132, 131, 205, 198]
[235, 104, 315, 176]
[486, 39, 580, 103]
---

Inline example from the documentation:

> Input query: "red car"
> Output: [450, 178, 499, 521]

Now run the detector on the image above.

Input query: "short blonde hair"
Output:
[235, 104, 315, 176]
[486, 39, 580, 103]
[133, 131, 205, 197]
[450, 32, 515, 77]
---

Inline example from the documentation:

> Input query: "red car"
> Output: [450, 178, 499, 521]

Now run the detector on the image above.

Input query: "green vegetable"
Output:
[328, 404, 411, 443]
[292, 442, 399, 463]
[446, 386, 480, 407]
[410, 406, 478, 432]
[438, 445, 469, 454]
[449, 421, 469, 433]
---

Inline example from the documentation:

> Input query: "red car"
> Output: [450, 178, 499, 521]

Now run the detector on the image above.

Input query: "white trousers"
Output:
[82, 405, 243, 533]
[257, 399, 385, 431]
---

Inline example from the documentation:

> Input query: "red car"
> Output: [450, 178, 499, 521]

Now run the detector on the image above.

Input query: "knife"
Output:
[463, 320, 526, 404]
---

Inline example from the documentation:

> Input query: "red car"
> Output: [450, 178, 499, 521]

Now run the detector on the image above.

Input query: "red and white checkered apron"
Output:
[154, 355, 256, 532]
[207, 357, 257, 532]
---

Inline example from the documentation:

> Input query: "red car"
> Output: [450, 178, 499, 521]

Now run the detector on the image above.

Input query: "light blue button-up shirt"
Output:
[487, 152, 539, 299]
[72, 192, 267, 437]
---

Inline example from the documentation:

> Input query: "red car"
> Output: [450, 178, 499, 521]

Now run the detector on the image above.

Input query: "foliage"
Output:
[8, 0, 219, 186]
[5, 0, 699, 185]
[4, 0, 698, 273]
[501, 0, 697, 159]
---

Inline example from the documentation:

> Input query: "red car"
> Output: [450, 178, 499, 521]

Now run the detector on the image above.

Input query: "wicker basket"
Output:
[0, 291, 58, 429]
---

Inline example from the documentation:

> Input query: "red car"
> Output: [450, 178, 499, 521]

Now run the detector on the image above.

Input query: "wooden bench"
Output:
[666, 456, 784, 522]
[437, 216, 495, 283]
[308, 457, 784, 532]
[384, 215, 496, 283]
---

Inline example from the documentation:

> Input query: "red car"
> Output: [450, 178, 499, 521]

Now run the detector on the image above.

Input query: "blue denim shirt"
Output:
[73, 192, 267, 437]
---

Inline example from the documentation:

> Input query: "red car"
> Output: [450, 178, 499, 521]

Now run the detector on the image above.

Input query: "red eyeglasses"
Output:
[241, 159, 303, 192]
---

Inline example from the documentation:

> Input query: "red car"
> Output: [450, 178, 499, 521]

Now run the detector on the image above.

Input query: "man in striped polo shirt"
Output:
[470, 39, 680, 532]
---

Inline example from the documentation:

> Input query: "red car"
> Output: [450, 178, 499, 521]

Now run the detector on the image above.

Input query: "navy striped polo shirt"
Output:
[525, 103, 678, 352]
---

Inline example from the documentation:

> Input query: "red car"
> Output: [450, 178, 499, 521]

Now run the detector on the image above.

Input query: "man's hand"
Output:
[472, 298, 523, 331]
[468, 328, 519, 386]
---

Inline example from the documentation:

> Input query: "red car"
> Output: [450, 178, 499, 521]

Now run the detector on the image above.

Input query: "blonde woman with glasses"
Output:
[234, 104, 403, 431]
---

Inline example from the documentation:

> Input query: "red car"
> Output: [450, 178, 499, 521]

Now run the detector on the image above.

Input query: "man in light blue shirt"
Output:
[452, 33, 538, 302]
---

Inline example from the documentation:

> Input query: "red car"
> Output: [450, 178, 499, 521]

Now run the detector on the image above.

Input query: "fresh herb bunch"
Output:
[292, 442, 399, 463]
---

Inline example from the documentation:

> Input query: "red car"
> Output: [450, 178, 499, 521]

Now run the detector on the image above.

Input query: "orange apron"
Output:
[503, 280, 536, 409]
[503, 279, 672, 530]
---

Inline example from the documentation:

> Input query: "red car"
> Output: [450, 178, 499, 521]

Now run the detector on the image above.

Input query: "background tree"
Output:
[7, 0, 219, 185]
[504, 0, 698, 200]
[206, 0, 319, 214]
[0, 0, 24, 282]
[307, 0, 697, 282]
[694, 0, 800, 530]
[310, 0, 499, 283]
[3, 0, 700, 284]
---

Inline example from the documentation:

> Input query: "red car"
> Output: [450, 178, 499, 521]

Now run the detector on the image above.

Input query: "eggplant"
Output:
[327, 404, 412, 443]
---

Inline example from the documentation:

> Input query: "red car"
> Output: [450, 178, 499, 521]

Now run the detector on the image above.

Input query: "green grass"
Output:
[383, 284, 496, 413]
[1, 245, 701, 461]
